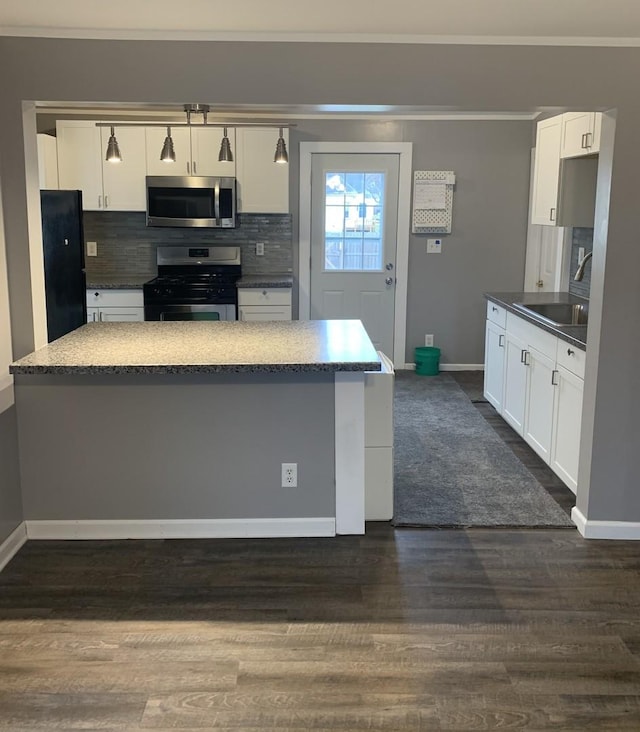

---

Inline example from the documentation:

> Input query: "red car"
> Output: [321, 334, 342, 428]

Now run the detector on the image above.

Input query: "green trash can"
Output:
[415, 346, 441, 375]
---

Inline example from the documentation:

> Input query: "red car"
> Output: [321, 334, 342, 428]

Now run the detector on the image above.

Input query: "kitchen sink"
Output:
[513, 301, 589, 327]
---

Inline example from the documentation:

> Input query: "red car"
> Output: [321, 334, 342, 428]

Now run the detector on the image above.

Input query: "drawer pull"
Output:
[567, 348, 575, 356]
[262, 290, 268, 296]
[492, 306, 498, 312]
[551, 369, 559, 386]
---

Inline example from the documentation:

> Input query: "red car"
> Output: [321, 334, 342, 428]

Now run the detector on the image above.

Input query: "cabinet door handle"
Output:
[104, 195, 109, 208]
[567, 348, 575, 356]
[99, 312, 103, 321]
[98, 195, 102, 208]
[193, 161, 197, 175]
[520, 349, 527, 364]
[498, 334, 505, 347]
[549, 207, 556, 222]
[581, 133, 587, 149]
[186, 161, 190, 175]
[492, 306, 498, 312]
[552, 369, 559, 386]
[586, 132, 592, 148]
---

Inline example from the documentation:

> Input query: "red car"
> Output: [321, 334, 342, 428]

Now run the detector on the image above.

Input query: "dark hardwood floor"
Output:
[0, 371, 630, 729]
[2, 526, 640, 730]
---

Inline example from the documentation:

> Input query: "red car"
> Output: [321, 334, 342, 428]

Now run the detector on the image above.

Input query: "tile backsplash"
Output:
[568, 227, 593, 299]
[83, 212, 293, 278]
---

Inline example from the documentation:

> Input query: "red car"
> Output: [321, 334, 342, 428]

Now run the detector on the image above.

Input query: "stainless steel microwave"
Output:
[146, 175, 236, 228]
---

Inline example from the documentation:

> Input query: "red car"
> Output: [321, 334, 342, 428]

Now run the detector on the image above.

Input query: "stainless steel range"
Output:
[143, 245, 241, 321]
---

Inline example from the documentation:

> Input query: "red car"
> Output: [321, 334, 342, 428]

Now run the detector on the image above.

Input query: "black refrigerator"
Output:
[40, 190, 87, 342]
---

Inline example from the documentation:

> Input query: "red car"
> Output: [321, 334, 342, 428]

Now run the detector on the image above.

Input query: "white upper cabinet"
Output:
[530, 116, 562, 226]
[190, 127, 236, 177]
[58, 120, 289, 214]
[145, 126, 236, 177]
[560, 112, 602, 158]
[57, 121, 103, 210]
[99, 126, 147, 211]
[57, 120, 146, 211]
[37, 134, 59, 189]
[236, 127, 289, 213]
[530, 112, 599, 227]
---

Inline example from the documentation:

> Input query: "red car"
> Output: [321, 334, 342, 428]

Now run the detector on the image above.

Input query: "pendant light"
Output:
[105, 126, 122, 163]
[160, 127, 176, 162]
[218, 127, 233, 162]
[274, 127, 288, 164]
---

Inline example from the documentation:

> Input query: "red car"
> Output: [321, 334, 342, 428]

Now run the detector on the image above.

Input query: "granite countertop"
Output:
[236, 273, 293, 288]
[85, 275, 152, 290]
[485, 292, 588, 350]
[10, 320, 381, 375]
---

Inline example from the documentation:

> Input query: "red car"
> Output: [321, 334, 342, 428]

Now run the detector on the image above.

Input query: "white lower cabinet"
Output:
[484, 302, 585, 493]
[86, 289, 144, 323]
[523, 345, 556, 463]
[484, 301, 507, 412]
[550, 365, 584, 494]
[238, 288, 292, 321]
[502, 330, 528, 435]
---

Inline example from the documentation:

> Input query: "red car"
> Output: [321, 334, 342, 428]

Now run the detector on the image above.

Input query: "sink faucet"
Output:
[574, 250, 593, 281]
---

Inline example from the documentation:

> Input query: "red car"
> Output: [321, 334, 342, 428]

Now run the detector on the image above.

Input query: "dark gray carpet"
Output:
[393, 372, 574, 528]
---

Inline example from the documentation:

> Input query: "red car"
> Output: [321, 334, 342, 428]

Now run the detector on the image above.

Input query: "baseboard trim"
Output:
[25, 518, 336, 540]
[572, 506, 640, 540]
[0, 522, 27, 571]
[403, 363, 485, 371]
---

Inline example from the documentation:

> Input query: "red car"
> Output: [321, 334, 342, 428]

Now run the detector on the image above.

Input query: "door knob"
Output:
[536, 279, 544, 288]
[385, 277, 394, 285]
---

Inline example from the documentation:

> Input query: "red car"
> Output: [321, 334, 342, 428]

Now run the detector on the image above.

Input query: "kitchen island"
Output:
[11, 320, 380, 539]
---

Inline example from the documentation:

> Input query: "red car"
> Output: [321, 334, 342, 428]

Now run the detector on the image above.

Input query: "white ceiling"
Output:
[2, 0, 640, 44]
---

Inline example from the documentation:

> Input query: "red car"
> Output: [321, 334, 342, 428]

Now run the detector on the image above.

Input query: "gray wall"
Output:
[290, 119, 531, 364]
[1, 38, 640, 526]
[16, 373, 335, 520]
[0, 405, 23, 544]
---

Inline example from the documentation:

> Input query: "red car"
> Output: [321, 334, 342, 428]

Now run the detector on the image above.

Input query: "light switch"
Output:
[86, 241, 98, 257]
[427, 238, 442, 254]
[256, 242, 265, 256]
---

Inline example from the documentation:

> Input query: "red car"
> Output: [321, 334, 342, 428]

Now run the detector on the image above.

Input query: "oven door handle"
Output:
[214, 181, 220, 224]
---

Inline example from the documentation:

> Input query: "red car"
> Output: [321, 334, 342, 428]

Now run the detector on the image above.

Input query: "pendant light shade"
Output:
[160, 127, 176, 162]
[105, 126, 122, 163]
[218, 127, 233, 162]
[274, 128, 288, 164]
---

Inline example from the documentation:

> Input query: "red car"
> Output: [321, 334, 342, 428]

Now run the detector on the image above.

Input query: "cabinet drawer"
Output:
[486, 300, 507, 329]
[86, 289, 144, 307]
[507, 312, 558, 359]
[556, 342, 586, 379]
[238, 288, 292, 307]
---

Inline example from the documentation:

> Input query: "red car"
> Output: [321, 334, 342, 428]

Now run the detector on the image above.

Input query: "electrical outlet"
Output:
[86, 241, 98, 257]
[256, 242, 265, 256]
[427, 238, 442, 254]
[281, 462, 297, 488]
[425, 334, 434, 347]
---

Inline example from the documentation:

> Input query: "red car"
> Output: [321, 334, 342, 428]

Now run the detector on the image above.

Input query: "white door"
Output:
[310, 154, 399, 355]
[524, 148, 566, 292]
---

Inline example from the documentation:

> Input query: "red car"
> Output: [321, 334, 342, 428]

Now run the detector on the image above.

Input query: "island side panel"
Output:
[15, 372, 335, 534]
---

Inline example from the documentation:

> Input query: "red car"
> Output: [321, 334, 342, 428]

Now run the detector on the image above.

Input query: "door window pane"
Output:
[324, 170, 385, 271]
